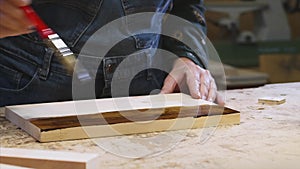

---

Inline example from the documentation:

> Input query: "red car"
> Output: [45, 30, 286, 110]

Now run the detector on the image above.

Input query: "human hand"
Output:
[0, 0, 34, 38]
[160, 57, 225, 106]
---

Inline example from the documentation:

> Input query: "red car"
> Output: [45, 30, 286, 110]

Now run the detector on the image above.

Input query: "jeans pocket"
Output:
[0, 48, 38, 91]
[0, 64, 22, 90]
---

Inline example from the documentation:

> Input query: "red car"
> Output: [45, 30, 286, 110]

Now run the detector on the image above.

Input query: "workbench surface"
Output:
[1, 82, 299, 169]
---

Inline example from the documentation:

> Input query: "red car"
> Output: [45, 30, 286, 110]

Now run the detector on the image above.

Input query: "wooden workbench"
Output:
[1, 83, 299, 169]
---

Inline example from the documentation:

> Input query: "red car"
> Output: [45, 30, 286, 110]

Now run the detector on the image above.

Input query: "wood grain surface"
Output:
[30, 105, 238, 132]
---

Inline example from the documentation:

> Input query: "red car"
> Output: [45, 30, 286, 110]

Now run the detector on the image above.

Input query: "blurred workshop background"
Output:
[204, 0, 300, 89]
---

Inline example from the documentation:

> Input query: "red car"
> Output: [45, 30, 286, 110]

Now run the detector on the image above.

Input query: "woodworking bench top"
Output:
[1, 82, 299, 169]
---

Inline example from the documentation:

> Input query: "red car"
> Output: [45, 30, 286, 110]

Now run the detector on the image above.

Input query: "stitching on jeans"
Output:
[38, 48, 54, 80]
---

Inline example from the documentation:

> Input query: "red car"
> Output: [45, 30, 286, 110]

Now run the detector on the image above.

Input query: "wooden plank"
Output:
[5, 93, 240, 142]
[0, 164, 34, 169]
[260, 54, 300, 83]
[258, 97, 286, 105]
[0, 148, 100, 169]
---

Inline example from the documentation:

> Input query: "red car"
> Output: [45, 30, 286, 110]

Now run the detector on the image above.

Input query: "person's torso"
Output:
[31, 0, 173, 54]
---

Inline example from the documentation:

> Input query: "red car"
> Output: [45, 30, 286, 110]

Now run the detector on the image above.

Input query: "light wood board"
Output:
[0, 148, 100, 169]
[0, 164, 34, 169]
[258, 97, 286, 105]
[5, 93, 240, 142]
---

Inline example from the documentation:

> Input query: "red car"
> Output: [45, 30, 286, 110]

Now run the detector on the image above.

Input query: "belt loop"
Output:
[38, 48, 54, 81]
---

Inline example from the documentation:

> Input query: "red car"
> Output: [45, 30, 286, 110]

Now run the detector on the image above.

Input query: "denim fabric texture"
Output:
[0, 0, 207, 106]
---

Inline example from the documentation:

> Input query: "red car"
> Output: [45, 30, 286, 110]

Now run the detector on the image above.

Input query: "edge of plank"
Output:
[4, 108, 41, 141]
[0, 148, 100, 169]
[0, 164, 34, 169]
[38, 113, 240, 142]
[0, 148, 99, 162]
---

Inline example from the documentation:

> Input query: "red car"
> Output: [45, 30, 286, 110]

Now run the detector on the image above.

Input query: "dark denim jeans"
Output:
[0, 0, 206, 106]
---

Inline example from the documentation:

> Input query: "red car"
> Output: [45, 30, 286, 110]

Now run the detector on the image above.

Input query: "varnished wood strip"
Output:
[37, 113, 240, 142]
[29, 105, 239, 132]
